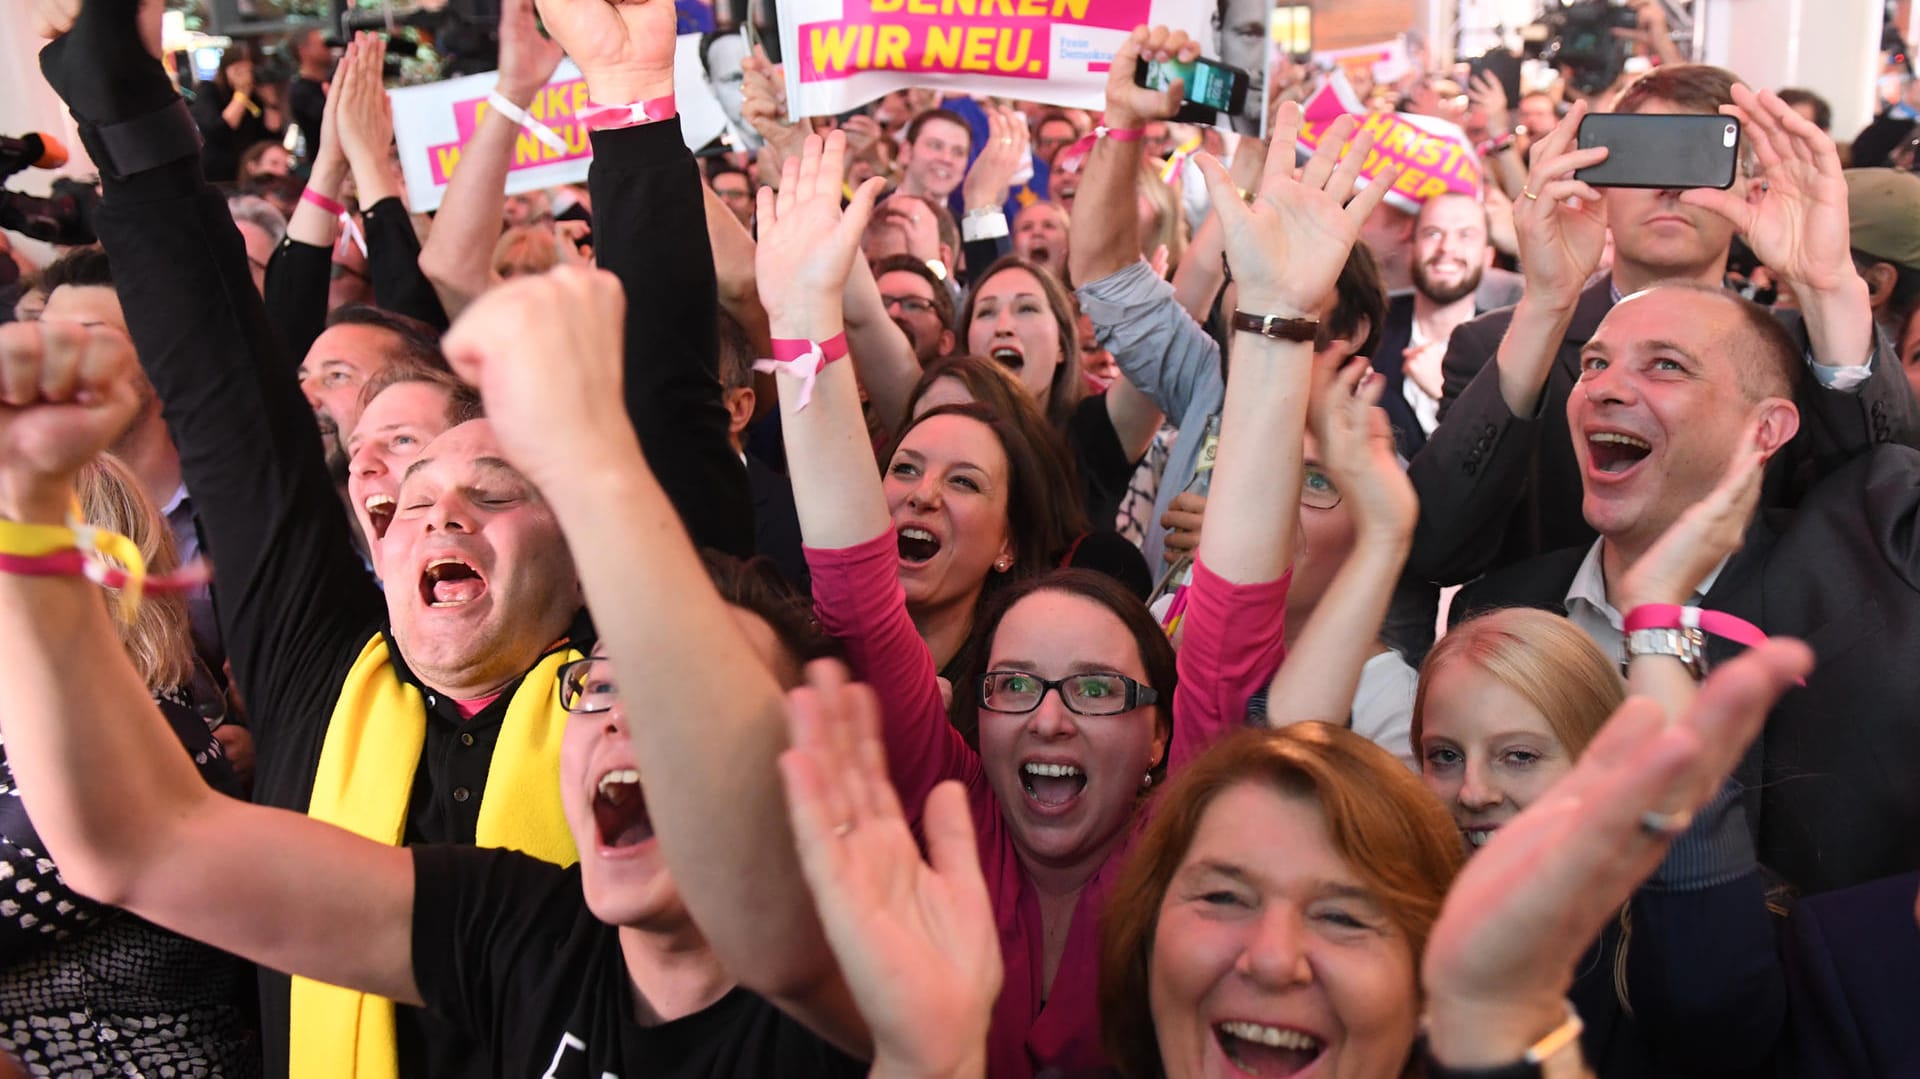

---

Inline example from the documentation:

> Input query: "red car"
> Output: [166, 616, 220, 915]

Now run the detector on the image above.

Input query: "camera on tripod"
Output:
[0, 132, 97, 248]
[1524, 0, 1642, 97]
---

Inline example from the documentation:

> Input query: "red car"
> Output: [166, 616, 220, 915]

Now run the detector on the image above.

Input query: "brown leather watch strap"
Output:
[1230, 309, 1321, 342]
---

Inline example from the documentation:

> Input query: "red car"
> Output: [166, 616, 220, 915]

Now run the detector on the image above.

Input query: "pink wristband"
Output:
[1622, 604, 1769, 649]
[301, 188, 348, 217]
[754, 332, 849, 410]
[580, 95, 678, 132]
[1095, 124, 1143, 142]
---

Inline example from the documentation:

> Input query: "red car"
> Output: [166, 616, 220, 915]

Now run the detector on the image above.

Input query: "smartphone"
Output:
[1574, 113, 1741, 190]
[1134, 56, 1249, 124]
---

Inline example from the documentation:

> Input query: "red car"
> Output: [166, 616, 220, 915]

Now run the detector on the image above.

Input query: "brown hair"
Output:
[1634, 280, 1801, 403]
[492, 225, 562, 280]
[356, 363, 483, 425]
[1611, 65, 1754, 176]
[871, 253, 957, 332]
[957, 256, 1084, 431]
[698, 549, 840, 688]
[884, 399, 1086, 601]
[1411, 608, 1624, 762]
[950, 569, 1176, 769]
[76, 455, 194, 692]
[325, 304, 449, 373]
[1100, 725, 1465, 1078]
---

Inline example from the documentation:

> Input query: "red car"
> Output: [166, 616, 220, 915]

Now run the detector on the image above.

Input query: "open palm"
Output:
[779, 666, 1000, 1078]
[1200, 102, 1394, 317]
[754, 132, 884, 327]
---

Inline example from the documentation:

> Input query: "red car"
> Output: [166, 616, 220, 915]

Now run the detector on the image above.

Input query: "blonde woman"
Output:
[0, 455, 257, 1076]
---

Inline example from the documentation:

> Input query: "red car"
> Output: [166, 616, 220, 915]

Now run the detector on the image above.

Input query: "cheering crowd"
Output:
[2, 0, 1920, 1076]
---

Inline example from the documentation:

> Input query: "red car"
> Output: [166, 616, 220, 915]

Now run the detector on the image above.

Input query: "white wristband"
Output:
[960, 207, 1009, 243]
[485, 90, 569, 155]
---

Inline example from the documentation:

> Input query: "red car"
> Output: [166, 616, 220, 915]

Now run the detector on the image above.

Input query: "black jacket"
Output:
[1407, 277, 1920, 585]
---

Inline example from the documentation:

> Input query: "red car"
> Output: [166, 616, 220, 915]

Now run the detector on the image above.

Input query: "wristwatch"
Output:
[1625, 625, 1708, 680]
[1230, 309, 1320, 342]
[1425, 1005, 1586, 1079]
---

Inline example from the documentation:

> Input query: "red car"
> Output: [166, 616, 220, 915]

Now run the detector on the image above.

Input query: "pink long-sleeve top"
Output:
[806, 533, 1290, 1078]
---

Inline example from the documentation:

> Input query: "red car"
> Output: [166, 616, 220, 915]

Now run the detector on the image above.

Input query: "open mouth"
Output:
[990, 346, 1025, 372]
[1216, 1022, 1326, 1076]
[897, 525, 942, 564]
[364, 494, 396, 539]
[1021, 761, 1087, 808]
[1587, 431, 1652, 476]
[1026, 242, 1052, 265]
[592, 768, 655, 852]
[418, 556, 487, 609]
[1463, 826, 1497, 849]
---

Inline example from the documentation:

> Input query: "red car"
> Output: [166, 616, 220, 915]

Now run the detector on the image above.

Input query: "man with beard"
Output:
[1371, 192, 1505, 459]
[296, 305, 445, 483]
[870, 255, 955, 364]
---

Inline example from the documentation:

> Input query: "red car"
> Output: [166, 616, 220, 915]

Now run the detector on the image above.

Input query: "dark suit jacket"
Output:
[747, 453, 809, 594]
[1454, 446, 1920, 895]
[1405, 277, 1920, 585]
[1778, 872, 1920, 1078]
[1372, 288, 1522, 462]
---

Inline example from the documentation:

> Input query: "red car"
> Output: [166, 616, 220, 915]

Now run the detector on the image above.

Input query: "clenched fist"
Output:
[0, 320, 143, 523]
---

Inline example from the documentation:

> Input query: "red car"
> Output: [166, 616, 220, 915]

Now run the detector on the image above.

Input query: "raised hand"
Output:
[1103, 26, 1198, 131]
[497, 0, 565, 102]
[1226, 131, 1268, 200]
[1312, 357, 1416, 540]
[1618, 424, 1765, 612]
[1194, 101, 1396, 318]
[961, 105, 1031, 213]
[1422, 638, 1814, 1068]
[753, 131, 886, 340]
[335, 32, 397, 199]
[34, 0, 169, 128]
[1468, 69, 1510, 137]
[778, 661, 998, 1079]
[534, 0, 675, 106]
[1512, 98, 1608, 309]
[741, 47, 807, 168]
[441, 266, 631, 490]
[0, 321, 144, 523]
[1680, 84, 1856, 296]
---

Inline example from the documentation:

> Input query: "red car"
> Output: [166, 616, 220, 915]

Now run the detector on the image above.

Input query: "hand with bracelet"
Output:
[1198, 101, 1395, 333]
[959, 104, 1030, 230]
[535, 0, 677, 117]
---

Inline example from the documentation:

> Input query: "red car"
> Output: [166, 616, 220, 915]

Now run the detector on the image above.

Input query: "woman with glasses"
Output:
[0, 455, 257, 1075]
[752, 87, 1387, 1069]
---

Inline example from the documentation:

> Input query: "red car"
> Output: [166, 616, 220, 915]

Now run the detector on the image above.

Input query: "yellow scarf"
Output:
[289, 634, 580, 1079]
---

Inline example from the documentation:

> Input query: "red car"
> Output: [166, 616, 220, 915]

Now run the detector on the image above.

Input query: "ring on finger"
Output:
[1521, 187, 1540, 201]
[1638, 808, 1693, 839]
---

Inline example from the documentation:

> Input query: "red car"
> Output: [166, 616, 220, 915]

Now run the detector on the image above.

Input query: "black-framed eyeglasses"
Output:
[882, 294, 938, 316]
[557, 657, 617, 714]
[979, 670, 1158, 716]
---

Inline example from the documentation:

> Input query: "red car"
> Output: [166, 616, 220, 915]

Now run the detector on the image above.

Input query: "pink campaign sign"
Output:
[425, 78, 595, 186]
[1296, 73, 1481, 214]
[795, 0, 1150, 84]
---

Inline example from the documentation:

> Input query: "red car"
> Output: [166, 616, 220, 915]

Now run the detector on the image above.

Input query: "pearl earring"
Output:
[1142, 771, 1154, 789]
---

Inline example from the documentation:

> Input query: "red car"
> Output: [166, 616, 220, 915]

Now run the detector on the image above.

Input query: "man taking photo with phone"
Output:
[1408, 65, 1920, 587]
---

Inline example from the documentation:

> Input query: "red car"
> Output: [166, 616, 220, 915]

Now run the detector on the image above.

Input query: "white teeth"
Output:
[1465, 829, 1495, 847]
[427, 557, 471, 571]
[1591, 432, 1652, 450]
[1219, 1021, 1322, 1052]
[364, 494, 395, 512]
[1023, 762, 1082, 778]
[597, 769, 641, 800]
[900, 527, 936, 542]
[991, 347, 1023, 363]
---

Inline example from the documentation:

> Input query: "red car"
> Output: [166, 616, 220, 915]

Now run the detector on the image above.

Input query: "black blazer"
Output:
[1778, 871, 1920, 1078]
[1405, 278, 1920, 585]
[1371, 288, 1522, 462]
[1454, 445, 1920, 896]
[747, 452, 809, 593]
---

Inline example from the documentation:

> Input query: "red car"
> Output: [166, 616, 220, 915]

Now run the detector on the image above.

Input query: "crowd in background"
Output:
[2, 0, 1920, 1076]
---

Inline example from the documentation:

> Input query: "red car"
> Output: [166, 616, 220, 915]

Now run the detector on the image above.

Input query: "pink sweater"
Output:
[806, 534, 1290, 1078]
